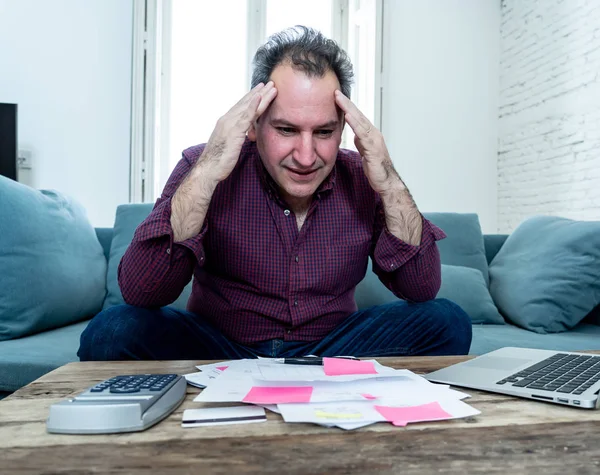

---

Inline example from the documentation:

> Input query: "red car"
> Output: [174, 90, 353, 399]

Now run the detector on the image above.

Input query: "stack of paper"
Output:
[184, 358, 480, 430]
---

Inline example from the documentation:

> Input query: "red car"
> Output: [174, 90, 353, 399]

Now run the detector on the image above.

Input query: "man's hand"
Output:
[171, 82, 277, 243]
[334, 90, 423, 246]
[202, 81, 278, 183]
[334, 90, 399, 195]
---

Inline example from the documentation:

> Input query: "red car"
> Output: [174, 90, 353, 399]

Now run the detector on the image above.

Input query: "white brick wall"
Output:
[498, 0, 600, 232]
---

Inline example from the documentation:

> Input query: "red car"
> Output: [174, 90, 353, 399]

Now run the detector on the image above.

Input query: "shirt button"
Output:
[294, 300, 298, 306]
[390, 263, 395, 269]
[287, 329, 292, 334]
[166, 248, 171, 254]
[284, 209, 291, 216]
[295, 256, 299, 262]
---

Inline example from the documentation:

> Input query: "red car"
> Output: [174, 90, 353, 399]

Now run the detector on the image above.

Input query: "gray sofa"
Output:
[2, 205, 600, 400]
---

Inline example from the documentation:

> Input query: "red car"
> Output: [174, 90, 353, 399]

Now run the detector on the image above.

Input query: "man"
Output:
[79, 26, 471, 361]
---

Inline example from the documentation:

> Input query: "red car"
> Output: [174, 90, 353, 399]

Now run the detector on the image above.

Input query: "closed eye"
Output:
[276, 127, 296, 136]
[315, 130, 334, 138]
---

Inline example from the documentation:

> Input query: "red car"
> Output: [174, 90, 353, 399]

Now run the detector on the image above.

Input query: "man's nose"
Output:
[293, 133, 317, 168]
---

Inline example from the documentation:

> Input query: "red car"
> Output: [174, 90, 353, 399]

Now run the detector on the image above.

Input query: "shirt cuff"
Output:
[373, 216, 446, 272]
[132, 197, 208, 265]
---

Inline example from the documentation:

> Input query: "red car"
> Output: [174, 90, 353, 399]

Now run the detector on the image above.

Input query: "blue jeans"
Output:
[78, 299, 472, 361]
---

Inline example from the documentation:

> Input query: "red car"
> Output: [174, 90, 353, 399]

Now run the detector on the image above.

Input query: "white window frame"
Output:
[131, 0, 382, 203]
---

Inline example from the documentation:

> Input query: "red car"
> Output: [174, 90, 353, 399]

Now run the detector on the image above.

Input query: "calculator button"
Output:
[110, 387, 141, 394]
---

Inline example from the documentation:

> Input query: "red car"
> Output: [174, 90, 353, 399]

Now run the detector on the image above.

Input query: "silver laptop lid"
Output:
[426, 347, 600, 409]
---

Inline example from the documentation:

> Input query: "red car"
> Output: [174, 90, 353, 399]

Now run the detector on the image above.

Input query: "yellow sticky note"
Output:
[314, 410, 363, 419]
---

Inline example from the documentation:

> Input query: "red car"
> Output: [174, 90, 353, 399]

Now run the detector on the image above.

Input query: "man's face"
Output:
[248, 63, 343, 209]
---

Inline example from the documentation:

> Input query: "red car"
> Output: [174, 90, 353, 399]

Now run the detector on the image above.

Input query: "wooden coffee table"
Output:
[2, 356, 600, 474]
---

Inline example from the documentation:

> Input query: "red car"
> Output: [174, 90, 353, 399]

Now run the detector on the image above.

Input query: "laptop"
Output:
[425, 347, 600, 409]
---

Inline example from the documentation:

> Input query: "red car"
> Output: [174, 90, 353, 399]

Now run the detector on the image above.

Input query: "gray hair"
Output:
[251, 26, 354, 98]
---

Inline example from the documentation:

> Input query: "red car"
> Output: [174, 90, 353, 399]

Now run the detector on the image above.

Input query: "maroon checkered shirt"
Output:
[118, 139, 445, 344]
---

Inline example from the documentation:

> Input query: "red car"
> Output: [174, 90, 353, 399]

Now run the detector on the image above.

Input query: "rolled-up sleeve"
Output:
[373, 215, 446, 302]
[118, 145, 208, 307]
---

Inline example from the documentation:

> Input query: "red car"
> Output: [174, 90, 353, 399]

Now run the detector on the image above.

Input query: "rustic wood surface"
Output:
[2, 355, 600, 474]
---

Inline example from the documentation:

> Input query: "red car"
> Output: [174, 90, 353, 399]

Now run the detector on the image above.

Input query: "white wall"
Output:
[498, 0, 600, 232]
[0, 0, 132, 227]
[381, 0, 500, 233]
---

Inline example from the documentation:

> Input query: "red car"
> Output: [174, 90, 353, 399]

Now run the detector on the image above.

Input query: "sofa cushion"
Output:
[0, 320, 89, 392]
[470, 322, 600, 355]
[423, 213, 489, 285]
[103, 203, 192, 311]
[489, 216, 600, 334]
[437, 265, 504, 324]
[0, 177, 106, 341]
[355, 261, 503, 324]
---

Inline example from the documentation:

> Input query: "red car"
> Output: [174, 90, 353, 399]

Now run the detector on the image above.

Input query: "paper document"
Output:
[278, 398, 479, 426]
[254, 359, 398, 382]
[184, 370, 222, 389]
[185, 358, 480, 430]
[194, 375, 375, 404]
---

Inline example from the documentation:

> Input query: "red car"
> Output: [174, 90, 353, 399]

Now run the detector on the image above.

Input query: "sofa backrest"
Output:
[483, 234, 508, 264]
[94, 228, 509, 266]
[95, 228, 113, 261]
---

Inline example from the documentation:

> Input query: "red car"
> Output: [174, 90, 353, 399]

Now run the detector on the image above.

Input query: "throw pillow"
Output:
[437, 265, 504, 325]
[423, 213, 490, 285]
[103, 203, 193, 311]
[0, 176, 107, 340]
[355, 260, 504, 325]
[489, 216, 600, 334]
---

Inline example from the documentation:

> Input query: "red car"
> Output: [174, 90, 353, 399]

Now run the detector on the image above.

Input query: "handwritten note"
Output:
[242, 386, 313, 404]
[323, 358, 377, 376]
[374, 401, 452, 426]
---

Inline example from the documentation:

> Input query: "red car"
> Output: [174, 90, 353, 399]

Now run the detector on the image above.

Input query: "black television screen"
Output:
[0, 103, 18, 181]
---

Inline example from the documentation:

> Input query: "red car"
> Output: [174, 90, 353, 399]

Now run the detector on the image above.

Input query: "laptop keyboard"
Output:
[496, 353, 600, 394]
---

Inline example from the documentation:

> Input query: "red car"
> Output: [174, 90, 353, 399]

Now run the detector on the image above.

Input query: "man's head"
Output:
[251, 26, 353, 99]
[248, 26, 354, 210]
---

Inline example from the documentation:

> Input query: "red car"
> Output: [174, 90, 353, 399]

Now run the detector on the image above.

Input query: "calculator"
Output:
[46, 374, 187, 434]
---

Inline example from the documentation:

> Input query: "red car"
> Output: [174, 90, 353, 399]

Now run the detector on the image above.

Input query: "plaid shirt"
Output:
[118, 139, 445, 344]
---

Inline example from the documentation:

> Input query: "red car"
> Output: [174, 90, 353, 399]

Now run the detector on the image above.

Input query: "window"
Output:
[131, 0, 381, 202]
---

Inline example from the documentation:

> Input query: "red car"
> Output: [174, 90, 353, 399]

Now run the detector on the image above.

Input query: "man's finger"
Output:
[335, 91, 374, 139]
[236, 82, 266, 109]
[255, 83, 278, 117]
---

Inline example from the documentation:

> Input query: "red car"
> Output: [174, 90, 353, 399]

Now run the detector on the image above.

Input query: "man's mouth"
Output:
[287, 168, 318, 179]
[289, 169, 315, 175]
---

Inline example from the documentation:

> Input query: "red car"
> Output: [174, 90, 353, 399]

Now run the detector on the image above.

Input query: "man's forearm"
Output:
[171, 159, 219, 242]
[379, 178, 423, 246]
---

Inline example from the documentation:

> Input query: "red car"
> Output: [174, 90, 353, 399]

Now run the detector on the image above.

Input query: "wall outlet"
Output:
[18, 150, 33, 169]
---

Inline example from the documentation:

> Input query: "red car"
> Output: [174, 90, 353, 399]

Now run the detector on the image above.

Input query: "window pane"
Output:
[347, 0, 376, 122]
[342, 0, 377, 149]
[266, 0, 332, 38]
[167, 0, 248, 183]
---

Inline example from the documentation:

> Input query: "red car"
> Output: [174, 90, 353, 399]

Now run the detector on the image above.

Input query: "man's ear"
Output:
[247, 121, 257, 142]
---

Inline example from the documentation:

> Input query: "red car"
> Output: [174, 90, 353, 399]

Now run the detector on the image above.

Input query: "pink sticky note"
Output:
[361, 394, 377, 400]
[374, 401, 452, 425]
[242, 386, 313, 404]
[323, 357, 377, 376]
[215, 366, 229, 371]
[392, 420, 408, 427]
